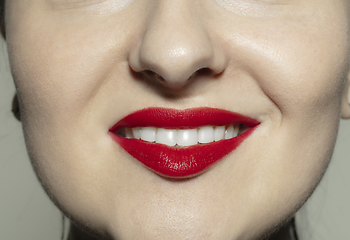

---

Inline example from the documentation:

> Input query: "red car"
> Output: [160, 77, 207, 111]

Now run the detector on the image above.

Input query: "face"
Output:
[3, 0, 350, 239]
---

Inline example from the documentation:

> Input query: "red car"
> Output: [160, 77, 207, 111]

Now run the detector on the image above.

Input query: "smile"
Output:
[116, 124, 243, 147]
[109, 107, 259, 178]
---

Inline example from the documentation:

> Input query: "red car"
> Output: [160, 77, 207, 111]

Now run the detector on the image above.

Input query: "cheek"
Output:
[208, 3, 350, 233]
[5, 3, 163, 233]
[5, 7, 132, 230]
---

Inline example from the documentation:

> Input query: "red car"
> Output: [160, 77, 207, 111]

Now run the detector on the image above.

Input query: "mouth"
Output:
[109, 107, 259, 178]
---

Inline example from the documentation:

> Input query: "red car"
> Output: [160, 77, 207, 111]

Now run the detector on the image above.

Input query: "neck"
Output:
[68, 220, 295, 240]
[266, 220, 295, 240]
[68, 224, 100, 240]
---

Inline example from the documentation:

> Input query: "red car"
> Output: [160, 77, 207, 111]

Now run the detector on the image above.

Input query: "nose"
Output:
[129, 1, 226, 89]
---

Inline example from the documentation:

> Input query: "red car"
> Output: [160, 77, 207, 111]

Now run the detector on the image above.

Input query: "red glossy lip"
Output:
[109, 107, 259, 178]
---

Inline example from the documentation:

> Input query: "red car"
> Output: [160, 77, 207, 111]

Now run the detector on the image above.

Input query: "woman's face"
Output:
[4, 0, 350, 239]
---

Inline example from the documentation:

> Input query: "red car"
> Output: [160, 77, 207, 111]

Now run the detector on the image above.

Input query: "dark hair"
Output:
[0, 0, 4, 20]
[0, 0, 4, 37]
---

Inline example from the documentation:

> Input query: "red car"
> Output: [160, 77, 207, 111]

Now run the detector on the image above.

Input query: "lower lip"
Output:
[109, 127, 256, 178]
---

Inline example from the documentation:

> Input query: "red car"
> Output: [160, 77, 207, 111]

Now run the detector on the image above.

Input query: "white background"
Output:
[1, 37, 350, 240]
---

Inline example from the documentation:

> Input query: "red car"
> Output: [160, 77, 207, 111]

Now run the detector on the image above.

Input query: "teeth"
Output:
[225, 124, 234, 139]
[233, 125, 239, 138]
[214, 126, 225, 141]
[140, 127, 157, 142]
[125, 128, 133, 139]
[198, 126, 214, 144]
[132, 127, 141, 139]
[120, 124, 243, 147]
[177, 129, 198, 147]
[156, 128, 177, 146]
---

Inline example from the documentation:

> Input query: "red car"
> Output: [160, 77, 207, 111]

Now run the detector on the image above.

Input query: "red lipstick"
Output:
[109, 107, 259, 178]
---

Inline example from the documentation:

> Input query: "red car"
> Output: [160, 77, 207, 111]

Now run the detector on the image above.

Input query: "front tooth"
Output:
[125, 128, 133, 139]
[177, 129, 198, 147]
[132, 127, 141, 139]
[141, 127, 157, 142]
[225, 124, 234, 139]
[214, 126, 225, 141]
[156, 128, 177, 146]
[198, 126, 214, 144]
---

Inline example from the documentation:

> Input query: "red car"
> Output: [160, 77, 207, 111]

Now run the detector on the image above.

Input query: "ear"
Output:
[341, 72, 350, 119]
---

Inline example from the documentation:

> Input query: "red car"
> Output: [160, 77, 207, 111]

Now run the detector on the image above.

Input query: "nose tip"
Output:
[129, 2, 225, 89]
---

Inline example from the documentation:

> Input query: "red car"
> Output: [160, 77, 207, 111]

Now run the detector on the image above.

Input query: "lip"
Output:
[109, 107, 259, 178]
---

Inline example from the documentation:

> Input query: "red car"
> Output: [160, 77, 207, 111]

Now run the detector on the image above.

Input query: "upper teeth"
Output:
[119, 124, 241, 147]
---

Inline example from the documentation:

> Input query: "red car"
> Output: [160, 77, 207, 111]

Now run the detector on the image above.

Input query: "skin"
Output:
[2, 0, 350, 239]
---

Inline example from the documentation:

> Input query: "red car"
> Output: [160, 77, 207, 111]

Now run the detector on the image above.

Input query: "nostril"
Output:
[142, 67, 217, 89]
[195, 68, 215, 78]
[143, 70, 166, 83]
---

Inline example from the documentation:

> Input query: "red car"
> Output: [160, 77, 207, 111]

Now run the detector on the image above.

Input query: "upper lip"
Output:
[109, 107, 260, 132]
